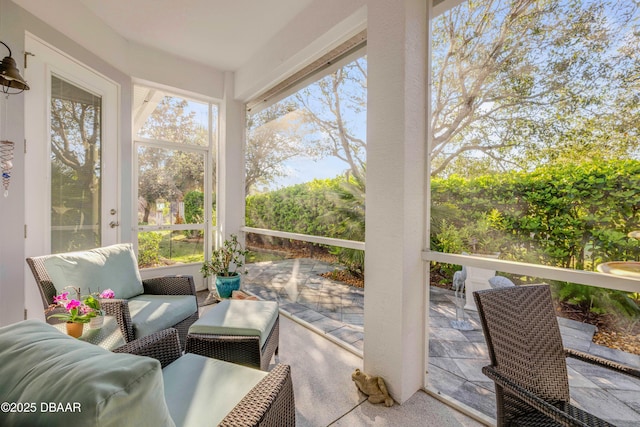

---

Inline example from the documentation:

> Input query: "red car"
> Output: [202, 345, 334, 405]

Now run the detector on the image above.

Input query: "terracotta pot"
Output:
[66, 322, 84, 338]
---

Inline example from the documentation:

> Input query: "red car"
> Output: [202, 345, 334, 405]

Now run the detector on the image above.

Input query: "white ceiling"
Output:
[45, 0, 315, 71]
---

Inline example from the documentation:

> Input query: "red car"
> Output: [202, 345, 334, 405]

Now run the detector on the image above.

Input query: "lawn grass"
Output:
[158, 231, 204, 264]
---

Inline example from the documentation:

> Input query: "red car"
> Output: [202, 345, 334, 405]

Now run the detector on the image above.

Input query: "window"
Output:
[50, 76, 102, 253]
[244, 52, 367, 278]
[133, 86, 217, 268]
[427, 0, 640, 418]
[429, 0, 639, 271]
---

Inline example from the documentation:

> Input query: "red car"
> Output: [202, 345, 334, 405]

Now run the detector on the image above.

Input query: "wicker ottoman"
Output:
[185, 299, 279, 370]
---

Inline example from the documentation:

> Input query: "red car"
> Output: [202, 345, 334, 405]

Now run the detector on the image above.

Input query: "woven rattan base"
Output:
[185, 316, 280, 370]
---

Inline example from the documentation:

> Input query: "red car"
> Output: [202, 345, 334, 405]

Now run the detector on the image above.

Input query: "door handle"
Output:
[109, 221, 119, 228]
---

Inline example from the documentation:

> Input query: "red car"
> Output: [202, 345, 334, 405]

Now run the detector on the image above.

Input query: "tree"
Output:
[246, 57, 367, 195]
[245, 102, 315, 194]
[137, 96, 208, 223]
[295, 57, 367, 183]
[431, 0, 639, 176]
[50, 77, 102, 251]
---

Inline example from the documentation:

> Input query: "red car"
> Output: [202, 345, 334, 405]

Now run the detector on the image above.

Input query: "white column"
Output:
[218, 71, 245, 240]
[364, 0, 428, 404]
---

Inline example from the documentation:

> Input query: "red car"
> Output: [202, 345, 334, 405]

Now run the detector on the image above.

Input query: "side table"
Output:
[53, 316, 126, 350]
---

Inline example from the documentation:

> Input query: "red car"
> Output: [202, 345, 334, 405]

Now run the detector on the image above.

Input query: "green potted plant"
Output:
[201, 234, 249, 298]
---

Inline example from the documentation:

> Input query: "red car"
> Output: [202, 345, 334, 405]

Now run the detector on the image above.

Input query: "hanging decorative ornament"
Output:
[1, 139, 14, 197]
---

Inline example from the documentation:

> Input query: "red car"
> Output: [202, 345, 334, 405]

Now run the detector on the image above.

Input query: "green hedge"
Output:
[431, 159, 640, 270]
[246, 178, 346, 238]
[245, 160, 640, 270]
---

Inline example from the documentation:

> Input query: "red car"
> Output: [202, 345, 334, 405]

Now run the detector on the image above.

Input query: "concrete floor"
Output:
[200, 298, 484, 427]
[207, 257, 640, 426]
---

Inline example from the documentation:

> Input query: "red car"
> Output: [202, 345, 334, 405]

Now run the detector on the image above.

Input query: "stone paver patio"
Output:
[244, 258, 365, 352]
[243, 258, 640, 426]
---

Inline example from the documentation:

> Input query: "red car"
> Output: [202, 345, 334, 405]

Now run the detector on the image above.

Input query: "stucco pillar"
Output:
[364, 0, 428, 404]
[218, 71, 245, 240]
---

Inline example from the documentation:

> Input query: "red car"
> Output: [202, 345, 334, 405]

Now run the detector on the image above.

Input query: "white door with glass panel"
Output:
[23, 34, 119, 320]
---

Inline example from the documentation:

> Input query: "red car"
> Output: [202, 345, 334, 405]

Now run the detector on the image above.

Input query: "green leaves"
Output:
[431, 159, 640, 270]
[201, 234, 249, 278]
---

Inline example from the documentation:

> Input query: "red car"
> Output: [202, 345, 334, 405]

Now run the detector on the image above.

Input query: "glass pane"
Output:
[136, 93, 209, 146]
[244, 55, 367, 349]
[245, 55, 367, 243]
[428, 1, 640, 421]
[243, 232, 365, 351]
[50, 76, 102, 253]
[429, 0, 640, 271]
[137, 230, 204, 268]
[137, 146, 205, 226]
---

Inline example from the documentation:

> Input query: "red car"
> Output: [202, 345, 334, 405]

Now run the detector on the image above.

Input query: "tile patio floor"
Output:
[242, 258, 640, 426]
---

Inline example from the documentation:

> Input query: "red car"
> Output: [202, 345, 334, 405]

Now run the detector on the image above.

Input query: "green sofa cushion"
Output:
[43, 243, 144, 300]
[0, 320, 174, 427]
[163, 353, 267, 427]
[188, 299, 279, 347]
[129, 295, 197, 340]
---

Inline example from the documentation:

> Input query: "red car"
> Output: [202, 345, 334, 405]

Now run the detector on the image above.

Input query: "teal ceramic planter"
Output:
[215, 274, 241, 298]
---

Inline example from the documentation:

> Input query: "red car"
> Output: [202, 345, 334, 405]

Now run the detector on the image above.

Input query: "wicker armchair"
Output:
[473, 284, 640, 427]
[26, 244, 198, 346]
[115, 328, 296, 426]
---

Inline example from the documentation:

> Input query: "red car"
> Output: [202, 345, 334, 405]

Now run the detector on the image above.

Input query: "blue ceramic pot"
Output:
[215, 274, 241, 298]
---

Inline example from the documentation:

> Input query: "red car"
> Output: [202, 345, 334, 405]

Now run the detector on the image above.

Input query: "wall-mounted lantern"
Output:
[0, 40, 30, 197]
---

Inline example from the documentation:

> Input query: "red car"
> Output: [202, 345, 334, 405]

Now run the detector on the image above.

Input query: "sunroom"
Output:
[0, 0, 638, 426]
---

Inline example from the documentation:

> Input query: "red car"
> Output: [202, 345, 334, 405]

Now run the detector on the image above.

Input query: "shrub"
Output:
[138, 232, 162, 267]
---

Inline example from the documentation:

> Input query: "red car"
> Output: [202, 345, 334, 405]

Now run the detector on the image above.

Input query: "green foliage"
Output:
[138, 232, 162, 268]
[431, 159, 640, 270]
[245, 159, 640, 319]
[431, 0, 640, 176]
[183, 190, 204, 224]
[323, 174, 366, 277]
[201, 234, 249, 277]
[553, 282, 640, 319]
[246, 175, 367, 276]
[246, 177, 345, 237]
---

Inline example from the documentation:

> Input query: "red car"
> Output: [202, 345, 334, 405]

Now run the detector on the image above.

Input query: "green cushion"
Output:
[43, 243, 144, 300]
[162, 353, 267, 427]
[129, 295, 197, 339]
[189, 300, 279, 347]
[0, 320, 175, 427]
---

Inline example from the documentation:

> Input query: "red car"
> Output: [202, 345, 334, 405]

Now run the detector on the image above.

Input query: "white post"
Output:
[364, 0, 428, 404]
[219, 71, 245, 240]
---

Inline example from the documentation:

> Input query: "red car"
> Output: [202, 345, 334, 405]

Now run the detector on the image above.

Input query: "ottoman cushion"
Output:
[163, 353, 267, 427]
[189, 300, 278, 347]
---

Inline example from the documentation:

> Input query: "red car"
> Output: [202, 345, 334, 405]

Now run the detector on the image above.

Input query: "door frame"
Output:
[23, 33, 120, 320]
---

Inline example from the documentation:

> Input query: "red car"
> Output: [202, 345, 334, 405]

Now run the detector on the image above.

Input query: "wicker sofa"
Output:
[26, 243, 198, 346]
[0, 320, 295, 427]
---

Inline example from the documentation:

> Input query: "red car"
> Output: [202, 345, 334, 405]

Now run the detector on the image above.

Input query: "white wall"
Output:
[0, 0, 27, 325]
[219, 71, 245, 238]
[11, 0, 225, 99]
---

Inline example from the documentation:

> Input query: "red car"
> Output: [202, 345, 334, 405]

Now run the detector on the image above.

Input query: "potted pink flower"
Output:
[48, 288, 115, 336]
